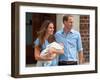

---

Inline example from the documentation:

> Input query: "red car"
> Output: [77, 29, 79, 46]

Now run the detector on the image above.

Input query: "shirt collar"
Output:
[61, 28, 74, 34]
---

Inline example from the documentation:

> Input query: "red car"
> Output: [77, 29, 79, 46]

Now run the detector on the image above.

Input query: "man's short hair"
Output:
[63, 15, 73, 23]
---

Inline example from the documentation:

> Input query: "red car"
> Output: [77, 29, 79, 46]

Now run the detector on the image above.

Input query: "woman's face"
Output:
[46, 23, 54, 36]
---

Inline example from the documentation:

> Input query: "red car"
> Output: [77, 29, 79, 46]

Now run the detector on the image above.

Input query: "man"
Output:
[55, 15, 84, 65]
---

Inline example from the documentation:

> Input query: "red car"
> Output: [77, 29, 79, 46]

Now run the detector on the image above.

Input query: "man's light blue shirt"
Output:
[55, 29, 83, 61]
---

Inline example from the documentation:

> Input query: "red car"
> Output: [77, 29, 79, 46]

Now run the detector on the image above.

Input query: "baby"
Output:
[36, 42, 64, 66]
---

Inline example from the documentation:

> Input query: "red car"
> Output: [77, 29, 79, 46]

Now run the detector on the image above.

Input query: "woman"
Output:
[34, 20, 64, 67]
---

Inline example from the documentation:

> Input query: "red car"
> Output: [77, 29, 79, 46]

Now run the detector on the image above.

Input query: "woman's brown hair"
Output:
[37, 20, 55, 48]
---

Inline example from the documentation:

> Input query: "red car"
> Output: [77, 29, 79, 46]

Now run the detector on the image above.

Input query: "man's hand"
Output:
[41, 52, 56, 61]
[48, 47, 56, 54]
[79, 51, 84, 64]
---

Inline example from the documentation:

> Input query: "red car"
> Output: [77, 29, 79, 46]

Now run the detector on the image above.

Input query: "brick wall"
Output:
[80, 15, 90, 63]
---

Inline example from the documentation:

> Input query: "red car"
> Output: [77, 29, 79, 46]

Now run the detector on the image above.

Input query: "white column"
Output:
[56, 14, 63, 31]
[73, 15, 80, 31]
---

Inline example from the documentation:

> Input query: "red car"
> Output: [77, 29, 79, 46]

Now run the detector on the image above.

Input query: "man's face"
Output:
[64, 16, 74, 30]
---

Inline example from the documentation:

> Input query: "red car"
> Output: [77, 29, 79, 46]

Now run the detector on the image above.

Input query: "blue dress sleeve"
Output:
[34, 38, 39, 46]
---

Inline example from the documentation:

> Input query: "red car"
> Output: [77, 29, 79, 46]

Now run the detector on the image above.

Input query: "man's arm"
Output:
[77, 32, 84, 64]
[48, 47, 64, 54]
[79, 50, 84, 64]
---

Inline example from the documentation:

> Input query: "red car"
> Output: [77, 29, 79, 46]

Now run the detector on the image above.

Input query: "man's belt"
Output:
[59, 61, 77, 65]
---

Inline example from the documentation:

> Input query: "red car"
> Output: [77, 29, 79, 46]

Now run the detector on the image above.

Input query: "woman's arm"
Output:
[34, 45, 41, 60]
[34, 46, 54, 61]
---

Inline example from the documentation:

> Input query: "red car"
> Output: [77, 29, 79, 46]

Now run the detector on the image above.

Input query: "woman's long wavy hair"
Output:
[37, 20, 55, 48]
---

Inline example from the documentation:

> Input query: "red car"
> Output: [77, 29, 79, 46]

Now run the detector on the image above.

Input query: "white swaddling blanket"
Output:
[36, 42, 64, 67]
